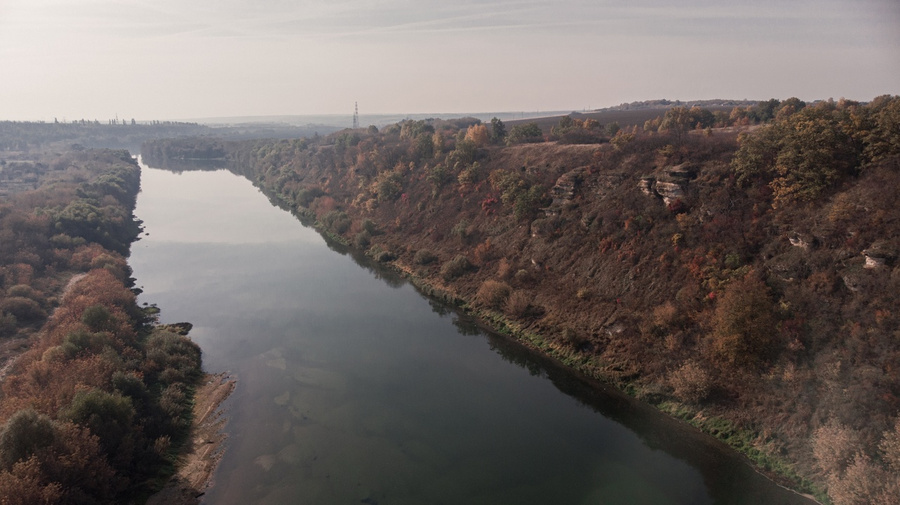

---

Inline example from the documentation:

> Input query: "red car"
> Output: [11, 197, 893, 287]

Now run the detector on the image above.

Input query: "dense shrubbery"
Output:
[0, 268, 203, 502]
[506, 122, 543, 145]
[441, 255, 474, 281]
[475, 280, 511, 309]
[0, 149, 202, 502]
[0, 150, 142, 332]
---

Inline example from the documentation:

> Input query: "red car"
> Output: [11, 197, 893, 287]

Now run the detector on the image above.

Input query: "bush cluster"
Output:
[440, 255, 474, 281]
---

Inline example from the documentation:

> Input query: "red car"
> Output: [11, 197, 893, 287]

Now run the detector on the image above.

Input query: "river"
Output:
[128, 162, 815, 505]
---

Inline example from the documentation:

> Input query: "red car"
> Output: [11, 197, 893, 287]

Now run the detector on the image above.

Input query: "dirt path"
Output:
[0, 272, 88, 381]
[146, 372, 236, 505]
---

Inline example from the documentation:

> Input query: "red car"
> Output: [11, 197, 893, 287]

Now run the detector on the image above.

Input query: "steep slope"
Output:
[144, 97, 900, 503]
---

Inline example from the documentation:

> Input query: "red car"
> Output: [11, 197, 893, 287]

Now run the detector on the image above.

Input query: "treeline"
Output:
[0, 150, 203, 503]
[0, 122, 211, 153]
[604, 98, 759, 111]
[142, 95, 900, 503]
[0, 121, 340, 154]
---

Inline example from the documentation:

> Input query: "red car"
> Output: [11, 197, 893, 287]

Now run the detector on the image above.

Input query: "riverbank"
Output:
[142, 100, 900, 503]
[367, 247, 821, 498]
[272, 194, 820, 497]
[146, 373, 235, 505]
[0, 149, 217, 502]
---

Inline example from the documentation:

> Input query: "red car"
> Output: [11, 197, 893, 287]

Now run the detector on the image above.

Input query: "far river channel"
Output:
[128, 161, 817, 505]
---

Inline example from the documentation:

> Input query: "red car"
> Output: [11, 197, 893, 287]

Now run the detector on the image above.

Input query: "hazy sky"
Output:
[1, 0, 898, 121]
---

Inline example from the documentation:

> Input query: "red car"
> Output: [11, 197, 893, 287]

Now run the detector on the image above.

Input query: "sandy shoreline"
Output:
[146, 372, 236, 505]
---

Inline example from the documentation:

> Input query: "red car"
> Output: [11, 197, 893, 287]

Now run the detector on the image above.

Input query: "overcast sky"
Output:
[1, 0, 898, 121]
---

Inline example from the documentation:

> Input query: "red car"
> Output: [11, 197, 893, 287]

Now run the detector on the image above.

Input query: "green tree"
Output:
[373, 170, 404, 202]
[776, 97, 806, 119]
[59, 389, 137, 465]
[769, 107, 859, 203]
[606, 121, 621, 136]
[413, 132, 434, 161]
[749, 98, 781, 123]
[448, 139, 477, 166]
[506, 122, 543, 145]
[732, 104, 862, 204]
[490, 117, 507, 144]
[861, 95, 900, 163]
[0, 410, 56, 470]
[659, 107, 694, 142]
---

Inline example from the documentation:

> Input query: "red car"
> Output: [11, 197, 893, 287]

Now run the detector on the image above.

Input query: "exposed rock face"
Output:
[549, 167, 585, 206]
[654, 181, 684, 205]
[638, 177, 655, 196]
[842, 273, 863, 292]
[865, 255, 887, 269]
[663, 163, 697, 181]
[638, 164, 695, 205]
[789, 233, 813, 249]
[863, 242, 895, 269]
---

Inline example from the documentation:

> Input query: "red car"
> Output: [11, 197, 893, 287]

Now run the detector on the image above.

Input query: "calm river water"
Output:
[128, 163, 815, 505]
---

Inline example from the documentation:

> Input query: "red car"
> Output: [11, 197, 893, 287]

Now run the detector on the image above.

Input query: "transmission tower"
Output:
[352, 102, 359, 129]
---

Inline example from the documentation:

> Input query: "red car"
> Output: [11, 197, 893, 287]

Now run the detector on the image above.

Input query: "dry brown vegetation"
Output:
[0, 149, 205, 503]
[144, 96, 900, 503]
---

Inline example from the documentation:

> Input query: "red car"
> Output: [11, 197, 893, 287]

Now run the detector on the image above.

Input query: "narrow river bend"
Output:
[128, 163, 815, 505]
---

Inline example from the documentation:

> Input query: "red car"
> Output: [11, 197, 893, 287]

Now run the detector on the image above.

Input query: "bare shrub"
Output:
[476, 280, 511, 310]
[653, 301, 678, 328]
[513, 269, 535, 286]
[152, 435, 171, 456]
[497, 258, 513, 279]
[879, 417, 900, 472]
[505, 291, 532, 318]
[826, 453, 892, 505]
[820, 418, 900, 505]
[560, 328, 584, 348]
[668, 360, 711, 403]
[813, 421, 859, 476]
[472, 238, 496, 266]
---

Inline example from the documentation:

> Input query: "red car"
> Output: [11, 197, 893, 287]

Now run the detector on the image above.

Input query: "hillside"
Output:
[143, 96, 900, 504]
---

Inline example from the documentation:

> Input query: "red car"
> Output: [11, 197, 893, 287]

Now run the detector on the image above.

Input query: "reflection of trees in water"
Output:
[427, 299, 451, 317]
[142, 157, 225, 173]
[451, 316, 481, 337]
[164, 158, 413, 291]
[483, 329, 813, 504]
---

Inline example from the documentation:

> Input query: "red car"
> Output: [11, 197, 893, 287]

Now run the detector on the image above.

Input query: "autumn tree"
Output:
[859, 95, 900, 164]
[732, 103, 862, 205]
[464, 124, 489, 147]
[659, 107, 694, 142]
[659, 107, 714, 142]
[709, 275, 779, 368]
